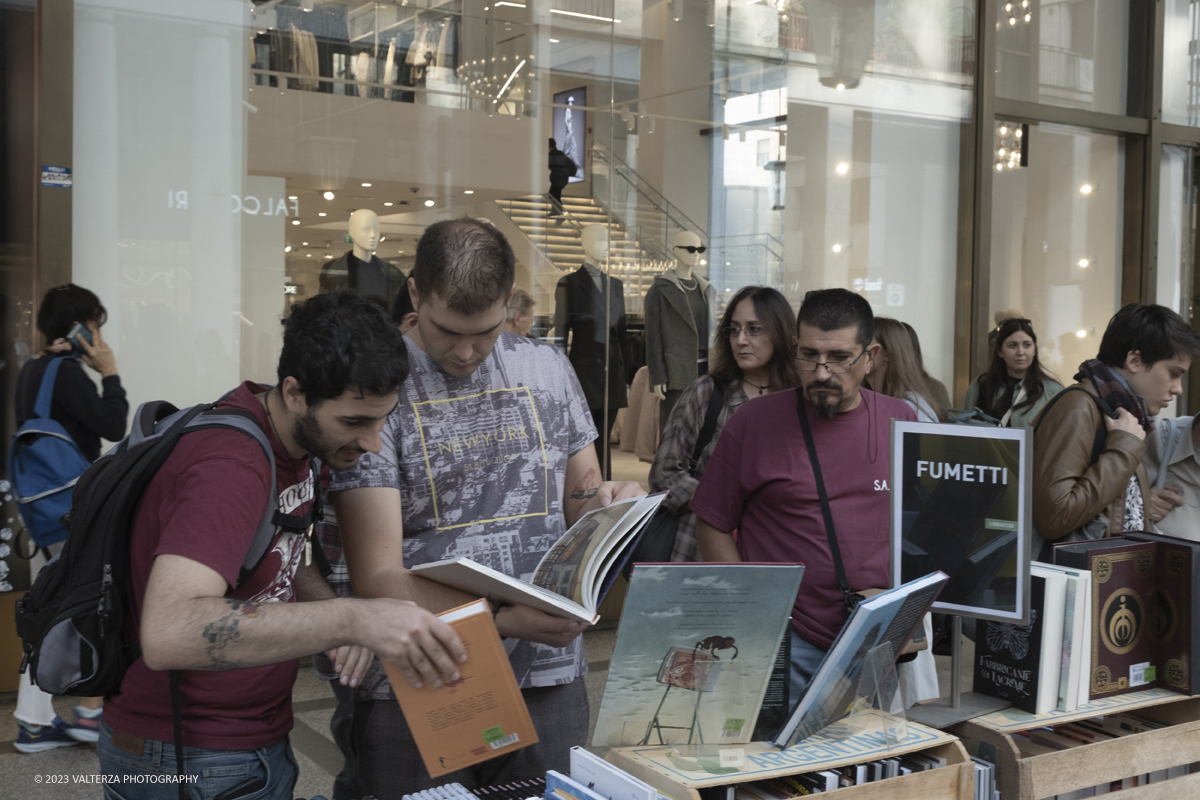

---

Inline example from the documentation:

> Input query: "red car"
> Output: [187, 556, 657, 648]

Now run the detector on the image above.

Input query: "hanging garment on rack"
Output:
[269, 27, 292, 87]
[434, 14, 457, 69]
[384, 38, 396, 100]
[290, 25, 320, 90]
[353, 51, 372, 97]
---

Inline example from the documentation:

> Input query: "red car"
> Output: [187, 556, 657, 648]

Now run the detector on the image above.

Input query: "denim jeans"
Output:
[789, 633, 828, 701]
[98, 721, 298, 800]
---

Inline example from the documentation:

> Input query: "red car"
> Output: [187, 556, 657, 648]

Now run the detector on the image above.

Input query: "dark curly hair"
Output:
[279, 292, 409, 406]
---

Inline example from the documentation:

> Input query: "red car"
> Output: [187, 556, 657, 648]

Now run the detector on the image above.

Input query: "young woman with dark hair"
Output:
[650, 286, 800, 561]
[963, 317, 1063, 428]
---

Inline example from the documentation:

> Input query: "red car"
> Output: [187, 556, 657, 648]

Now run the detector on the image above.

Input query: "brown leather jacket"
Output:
[1031, 379, 1149, 539]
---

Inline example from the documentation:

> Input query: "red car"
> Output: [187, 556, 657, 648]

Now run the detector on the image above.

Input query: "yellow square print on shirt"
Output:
[411, 386, 550, 531]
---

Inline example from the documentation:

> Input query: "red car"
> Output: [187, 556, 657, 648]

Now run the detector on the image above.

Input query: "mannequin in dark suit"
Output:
[318, 209, 406, 306]
[554, 224, 628, 478]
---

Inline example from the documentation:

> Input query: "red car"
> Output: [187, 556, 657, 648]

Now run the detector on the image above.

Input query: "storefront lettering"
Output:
[167, 190, 299, 217]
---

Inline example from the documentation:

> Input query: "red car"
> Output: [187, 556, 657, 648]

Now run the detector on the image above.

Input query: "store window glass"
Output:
[1158, 144, 1196, 417]
[1164, 0, 1200, 126]
[988, 123, 1124, 387]
[995, 0, 1129, 115]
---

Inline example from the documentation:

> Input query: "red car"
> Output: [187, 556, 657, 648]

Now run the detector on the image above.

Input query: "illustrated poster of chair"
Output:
[639, 646, 724, 745]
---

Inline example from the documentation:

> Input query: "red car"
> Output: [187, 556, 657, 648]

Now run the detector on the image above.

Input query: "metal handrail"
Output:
[589, 141, 708, 239]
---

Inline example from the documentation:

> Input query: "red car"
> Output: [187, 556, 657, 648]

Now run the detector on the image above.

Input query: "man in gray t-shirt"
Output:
[330, 218, 642, 798]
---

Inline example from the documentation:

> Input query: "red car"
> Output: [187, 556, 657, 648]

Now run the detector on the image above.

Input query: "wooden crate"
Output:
[950, 688, 1200, 800]
[605, 710, 974, 800]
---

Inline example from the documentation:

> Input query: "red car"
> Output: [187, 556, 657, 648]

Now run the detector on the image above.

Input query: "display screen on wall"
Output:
[553, 87, 586, 184]
[890, 421, 1032, 625]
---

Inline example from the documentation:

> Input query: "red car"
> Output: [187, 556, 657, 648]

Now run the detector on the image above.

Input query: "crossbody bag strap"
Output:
[795, 389, 855, 611]
[687, 381, 726, 475]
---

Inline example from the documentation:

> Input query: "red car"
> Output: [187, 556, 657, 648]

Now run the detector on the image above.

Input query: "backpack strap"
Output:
[1033, 386, 1115, 467]
[33, 357, 67, 420]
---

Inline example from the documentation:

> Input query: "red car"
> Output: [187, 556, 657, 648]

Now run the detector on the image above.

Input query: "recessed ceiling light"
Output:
[425, 199, 435, 207]
[384, 202, 394, 206]
[324, 191, 335, 200]
[302, 242, 308, 245]
[318, 212, 327, 217]
[361, 182, 372, 187]
[288, 195, 298, 200]
[464, 190, 475, 194]
[831, 243, 842, 253]
[1078, 258, 1090, 267]
[1076, 329, 1087, 338]
[306, 253, 312, 257]
[835, 162, 849, 175]
[380, 236, 386, 242]
[549, 38, 560, 42]
[291, 219, 300, 225]
[284, 245, 292, 252]
[1080, 184, 1093, 195]
[325, 254, 332, 259]
[836, 83, 845, 91]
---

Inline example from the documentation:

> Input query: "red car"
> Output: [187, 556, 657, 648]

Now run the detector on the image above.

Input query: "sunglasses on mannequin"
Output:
[674, 245, 707, 254]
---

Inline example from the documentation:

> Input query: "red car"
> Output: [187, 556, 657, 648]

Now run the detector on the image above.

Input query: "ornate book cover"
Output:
[1054, 539, 1158, 701]
[1125, 532, 1200, 695]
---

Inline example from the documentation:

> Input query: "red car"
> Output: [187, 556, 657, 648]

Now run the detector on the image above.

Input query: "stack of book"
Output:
[1011, 712, 1189, 797]
[974, 534, 1200, 712]
[725, 751, 948, 796]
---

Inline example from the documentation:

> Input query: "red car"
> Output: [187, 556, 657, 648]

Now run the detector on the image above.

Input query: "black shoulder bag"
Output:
[626, 382, 726, 568]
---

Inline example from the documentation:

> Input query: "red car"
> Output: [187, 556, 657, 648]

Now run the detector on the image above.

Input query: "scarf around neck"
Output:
[1074, 359, 1155, 433]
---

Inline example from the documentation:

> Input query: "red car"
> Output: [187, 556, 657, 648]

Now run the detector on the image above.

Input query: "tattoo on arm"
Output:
[200, 600, 260, 670]
[569, 468, 599, 500]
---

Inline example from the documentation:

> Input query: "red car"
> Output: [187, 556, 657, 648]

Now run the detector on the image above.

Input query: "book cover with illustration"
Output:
[591, 563, 804, 746]
[774, 571, 948, 748]
[386, 599, 537, 778]
[1054, 539, 1158, 701]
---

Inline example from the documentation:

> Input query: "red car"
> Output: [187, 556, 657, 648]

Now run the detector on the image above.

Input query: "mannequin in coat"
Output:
[555, 224, 628, 478]
[646, 231, 712, 429]
[319, 208, 407, 306]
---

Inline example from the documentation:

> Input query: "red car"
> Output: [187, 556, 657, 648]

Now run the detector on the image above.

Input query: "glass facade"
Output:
[3, 0, 1200, 586]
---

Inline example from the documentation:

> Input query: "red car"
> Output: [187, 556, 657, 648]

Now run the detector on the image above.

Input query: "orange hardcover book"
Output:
[384, 599, 538, 779]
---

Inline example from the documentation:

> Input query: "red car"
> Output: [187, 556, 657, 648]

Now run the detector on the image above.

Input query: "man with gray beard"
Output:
[693, 289, 916, 699]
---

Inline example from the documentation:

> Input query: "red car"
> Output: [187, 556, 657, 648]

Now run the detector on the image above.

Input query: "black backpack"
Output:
[15, 398, 321, 697]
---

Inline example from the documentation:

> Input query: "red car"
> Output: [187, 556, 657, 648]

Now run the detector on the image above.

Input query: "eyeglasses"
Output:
[724, 324, 767, 338]
[673, 245, 707, 254]
[795, 349, 869, 374]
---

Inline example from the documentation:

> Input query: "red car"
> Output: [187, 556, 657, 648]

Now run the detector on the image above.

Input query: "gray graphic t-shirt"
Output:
[329, 332, 597, 696]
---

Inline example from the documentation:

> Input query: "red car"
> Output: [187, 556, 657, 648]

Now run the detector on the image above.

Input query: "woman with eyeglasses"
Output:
[649, 286, 800, 561]
[963, 317, 1062, 427]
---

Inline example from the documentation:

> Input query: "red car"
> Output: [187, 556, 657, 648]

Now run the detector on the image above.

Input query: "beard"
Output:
[805, 379, 842, 420]
[293, 410, 362, 468]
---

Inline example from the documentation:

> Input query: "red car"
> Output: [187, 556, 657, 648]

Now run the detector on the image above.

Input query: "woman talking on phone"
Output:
[12, 283, 127, 752]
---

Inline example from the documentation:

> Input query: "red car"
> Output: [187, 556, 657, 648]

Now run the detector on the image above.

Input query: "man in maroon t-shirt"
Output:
[98, 293, 467, 800]
[693, 289, 915, 699]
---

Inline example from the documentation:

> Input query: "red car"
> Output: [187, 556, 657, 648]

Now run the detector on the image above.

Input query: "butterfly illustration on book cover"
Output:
[985, 609, 1037, 660]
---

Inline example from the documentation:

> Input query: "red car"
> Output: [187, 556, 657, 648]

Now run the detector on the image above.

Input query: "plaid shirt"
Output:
[649, 375, 749, 561]
[311, 508, 351, 681]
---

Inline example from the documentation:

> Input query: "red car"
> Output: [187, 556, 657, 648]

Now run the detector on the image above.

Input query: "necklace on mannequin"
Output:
[677, 274, 697, 290]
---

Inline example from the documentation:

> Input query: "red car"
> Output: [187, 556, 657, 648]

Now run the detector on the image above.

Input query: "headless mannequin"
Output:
[652, 231, 704, 401]
[555, 224, 627, 479]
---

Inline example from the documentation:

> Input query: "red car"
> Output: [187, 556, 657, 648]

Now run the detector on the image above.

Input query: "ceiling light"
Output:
[996, 163, 1004, 171]
[384, 202, 394, 206]
[836, 83, 845, 91]
[306, 253, 312, 257]
[835, 162, 849, 175]
[1078, 258, 1089, 267]
[999, 126, 1008, 135]
[302, 242, 308, 246]
[1024, 13, 1031, 21]
[1076, 329, 1087, 338]
[424, 199, 435, 207]
[1015, 128, 1023, 138]
[323, 191, 335, 200]
[284, 245, 292, 252]
[325, 255, 333, 259]
[1080, 184, 1093, 195]
[549, 8, 620, 22]
[318, 212, 327, 217]
[831, 243, 842, 253]
[549, 38, 560, 43]
[361, 182, 372, 187]
[700, 259, 707, 266]
[464, 190, 475, 194]
[495, 59, 527, 101]
[380, 237, 386, 242]
[291, 219, 300, 225]
[495, 1, 526, 6]
[288, 195, 298, 200]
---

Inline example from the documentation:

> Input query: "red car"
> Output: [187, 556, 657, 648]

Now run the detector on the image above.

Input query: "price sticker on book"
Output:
[1130, 662, 1155, 687]
[719, 749, 745, 768]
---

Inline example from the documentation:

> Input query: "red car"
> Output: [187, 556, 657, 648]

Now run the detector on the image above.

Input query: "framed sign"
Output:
[889, 421, 1031, 625]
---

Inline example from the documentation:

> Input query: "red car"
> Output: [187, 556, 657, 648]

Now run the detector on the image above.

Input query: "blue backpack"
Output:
[9, 357, 92, 547]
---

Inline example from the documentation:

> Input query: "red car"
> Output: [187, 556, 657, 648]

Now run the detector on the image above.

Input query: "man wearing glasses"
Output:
[692, 288, 916, 698]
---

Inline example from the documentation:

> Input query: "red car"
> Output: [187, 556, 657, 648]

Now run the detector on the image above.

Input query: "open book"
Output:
[411, 492, 666, 624]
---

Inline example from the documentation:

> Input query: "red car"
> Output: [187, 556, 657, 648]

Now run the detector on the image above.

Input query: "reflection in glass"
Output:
[989, 124, 1124, 386]
[1163, 0, 1200, 126]
[995, 0, 1129, 114]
